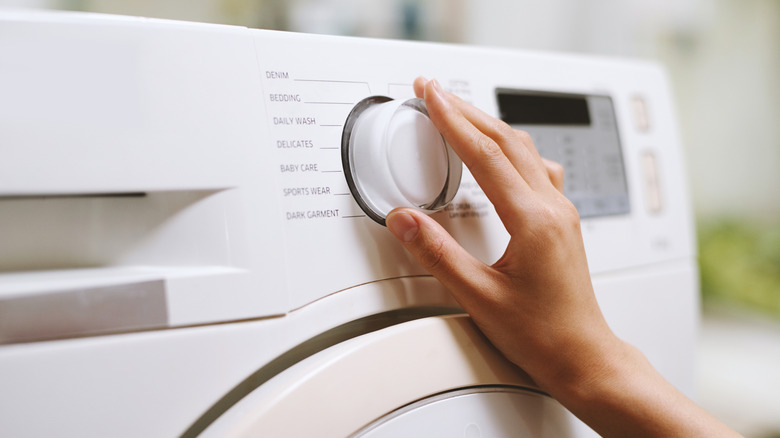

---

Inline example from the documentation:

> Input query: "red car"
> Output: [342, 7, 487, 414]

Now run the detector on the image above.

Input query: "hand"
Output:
[385, 77, 741, 437]
[388, 77, 614, 393]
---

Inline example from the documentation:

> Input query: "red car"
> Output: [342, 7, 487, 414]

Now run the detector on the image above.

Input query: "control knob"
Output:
[341, 96, 462, 225]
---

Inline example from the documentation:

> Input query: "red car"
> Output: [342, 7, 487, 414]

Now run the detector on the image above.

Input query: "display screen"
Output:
[497, 92, 591, 125]
[496, 89, 630, 218]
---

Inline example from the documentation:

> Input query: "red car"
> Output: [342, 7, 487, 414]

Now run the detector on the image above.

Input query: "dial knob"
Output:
[341, 96, 462, 225]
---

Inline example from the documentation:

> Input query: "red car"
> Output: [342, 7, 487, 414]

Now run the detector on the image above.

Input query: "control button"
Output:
[641, 151, 663, 213]
[342, 96, 462, 225]
[632, 96, 650, 132]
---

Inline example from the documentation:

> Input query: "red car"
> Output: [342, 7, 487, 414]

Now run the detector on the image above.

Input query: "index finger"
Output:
[415, 77, 553, 192]
[422, 79, 533, 229]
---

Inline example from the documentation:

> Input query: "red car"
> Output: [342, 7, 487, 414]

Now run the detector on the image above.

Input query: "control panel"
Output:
[253, 31, 694, 310]
[497, 90, 629, 218]
[0, 14, 695, 336]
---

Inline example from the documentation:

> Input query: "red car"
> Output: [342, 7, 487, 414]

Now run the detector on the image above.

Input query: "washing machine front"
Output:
[0, 11, 697, 438]
[196, 316, 578, 438]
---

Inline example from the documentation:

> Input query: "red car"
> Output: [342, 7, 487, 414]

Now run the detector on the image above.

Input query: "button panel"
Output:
[500, 94, 631, 218]
[641, 151, 663, 213]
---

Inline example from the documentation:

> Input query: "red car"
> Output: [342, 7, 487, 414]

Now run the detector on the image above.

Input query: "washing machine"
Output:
[0, 11, 698, 437]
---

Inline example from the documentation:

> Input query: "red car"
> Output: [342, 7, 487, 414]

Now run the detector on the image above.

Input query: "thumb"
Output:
[385, 208, 486, 292]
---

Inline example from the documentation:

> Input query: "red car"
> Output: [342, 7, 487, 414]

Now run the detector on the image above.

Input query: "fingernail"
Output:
[427, 79, 449, 109]
[386, 211, 419, 243]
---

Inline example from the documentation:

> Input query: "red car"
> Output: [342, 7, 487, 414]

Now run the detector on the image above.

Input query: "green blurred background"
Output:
[2, 0, 778, 434]
[700, 221, 780, 317]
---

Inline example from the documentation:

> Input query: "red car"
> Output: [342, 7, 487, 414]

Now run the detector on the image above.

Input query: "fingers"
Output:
[436, 94, 551, 188]
[419, 78, 554, 192]
[386, 208, 492, 305]
[421, 79, 533, 225]
[414, 76, 427, 98]
[543, 158, 565, 193]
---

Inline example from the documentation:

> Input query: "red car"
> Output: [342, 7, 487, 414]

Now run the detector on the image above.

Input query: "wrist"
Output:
[540, 337, 735, 437]
[537, 331, 633, 407]
[540, 337, 658, 435]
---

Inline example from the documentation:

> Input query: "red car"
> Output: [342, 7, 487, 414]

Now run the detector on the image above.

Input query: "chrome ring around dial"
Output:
[341, 96, 463, 226]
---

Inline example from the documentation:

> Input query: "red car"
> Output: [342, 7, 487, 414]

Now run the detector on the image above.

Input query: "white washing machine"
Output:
[0, 11, 698, 437]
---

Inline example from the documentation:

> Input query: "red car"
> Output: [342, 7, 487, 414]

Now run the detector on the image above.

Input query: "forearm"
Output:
[548, 339, 741, 438]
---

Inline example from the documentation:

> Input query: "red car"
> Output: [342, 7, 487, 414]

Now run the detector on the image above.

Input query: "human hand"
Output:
[385, 77, 741, 437]
[386, 77, 617, 395]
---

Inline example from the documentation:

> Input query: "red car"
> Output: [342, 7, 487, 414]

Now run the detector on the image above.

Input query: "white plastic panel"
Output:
[0, 12, 696, 322]
[204, 315, 584, 437]
[357, 389, 571, 438]
[0, 14, 252, 195]
[0, 277, 458, 438]
[0, 260, 696, 437]
[0, 12, 698, 438]
[251, 29, 695, 308]
[0, 12, 288, 327]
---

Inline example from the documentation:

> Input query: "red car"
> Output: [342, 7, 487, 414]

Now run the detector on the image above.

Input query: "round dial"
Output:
[341, 96, 462, 225]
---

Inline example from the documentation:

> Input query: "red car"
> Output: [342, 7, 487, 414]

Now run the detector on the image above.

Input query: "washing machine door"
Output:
[195, 315, 582, 437]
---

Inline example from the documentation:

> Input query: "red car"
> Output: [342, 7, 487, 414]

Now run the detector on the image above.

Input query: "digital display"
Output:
[496, 89, 630, 218]
[497, 91, 591, 125]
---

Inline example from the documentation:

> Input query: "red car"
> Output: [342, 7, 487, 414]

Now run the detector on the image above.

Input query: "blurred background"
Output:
[2, 0, 779, 435]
